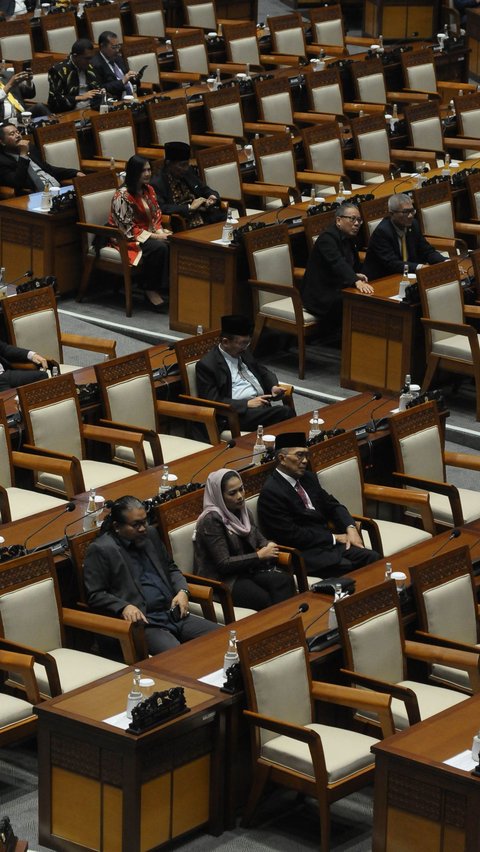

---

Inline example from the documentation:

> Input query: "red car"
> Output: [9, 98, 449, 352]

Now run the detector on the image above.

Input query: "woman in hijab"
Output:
[193, 468, 295, 610]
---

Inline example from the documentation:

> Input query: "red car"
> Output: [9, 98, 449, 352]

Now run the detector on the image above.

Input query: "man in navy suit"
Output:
[0, 338, 48, 391]
[84, 496, 218, 654]
[90, 31, 138, 99]
[258, 433, 380, 576]
[362, 193, 445, 281]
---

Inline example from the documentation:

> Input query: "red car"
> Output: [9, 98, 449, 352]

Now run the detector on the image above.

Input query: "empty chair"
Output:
[222, 20, 300, 70]
[203, 85, 290, 144]
[84, 3, 124, 44]
[130, 0, 166, 39]
[404, 100, 480, 163]
[0, 647, 39, 745]
[0, 19, 34, 62]
[401, 48, 475, 103]
[94, 349, 219, 467]
[309, 5, 373, 53]
[389, 400, 480, 527]
[2, 285, 116, 374]
[90, 109, 161, 166]
[335, 580, 478, 731]
[36, 120, 104, 174]
[267, 12, 323, 62]
[40, 11, 78, 55]
[182, 0, 218, 31]
[147, 96, 226, 151]
[253, 133, 343, 203]
[237, 617, 395, 852]
[351, 57, 429, 108]
[170, 28, 210, 76]
[122, 37, 160, 88]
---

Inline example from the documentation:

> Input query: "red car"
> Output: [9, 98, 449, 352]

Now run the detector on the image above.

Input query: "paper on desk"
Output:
[198, 668, 225, 688]
[389, 295, 403, 301]
[103, 710, 131, 730]
[444, 749, 476, 771]
[211, 238, 233, 246]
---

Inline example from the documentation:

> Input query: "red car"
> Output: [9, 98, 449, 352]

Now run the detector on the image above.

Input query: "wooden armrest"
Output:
[191, 133, 235, 147]
[343, 101, 386, 115]
[445, 137, 480, 150]
[0, 637, 61, 697]
[156, 399, 220, 445]
[242, 182, 291, 202]
[62, 607, 145, 665]
[82, 423, 147, 471]
[0, 648, 40, 705]
[185, 583, 217, 623]
[421, 318, 478, 338]
[159, 71, 202, 83]
[311, 681, 395, 737]
[99, 419, 163, 467]
[364, 483, 435, 534]
[183, 572, 236, 623]
[341, 667, 420, 725]
[297, 169, 346, 187]
[243, 709, 321, 743]
[259, 53, 304, 67]
[344, 157, 394, 175]
[59, 332, 116, 358]
[416, 629, 479, 654]
[444, 450, 480, 471]
[390, 148, 439, 165]
[11, 450, 81, 498]
[405, 639, 480, 691]
[77, 222, 124, 238]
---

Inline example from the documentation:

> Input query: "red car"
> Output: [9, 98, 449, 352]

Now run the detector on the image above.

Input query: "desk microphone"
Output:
[5, 269, 33, 287]
[290, 602, 309, 619]
[365, 395, 386, 433]
[186, 440, 236, 487]
[430, 528, 461, 559]
[303, 603, 339, 650]
[24, 500, 76, 553]
[63, 507, 100, 540]
[328, 393, 381, 437]
[224, 447, 275, 473]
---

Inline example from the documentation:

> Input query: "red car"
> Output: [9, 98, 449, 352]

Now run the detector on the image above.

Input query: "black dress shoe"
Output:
[145, 296, 168, 313]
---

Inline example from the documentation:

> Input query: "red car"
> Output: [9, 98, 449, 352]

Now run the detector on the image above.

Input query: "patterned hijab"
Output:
[195, 468, 251, 536]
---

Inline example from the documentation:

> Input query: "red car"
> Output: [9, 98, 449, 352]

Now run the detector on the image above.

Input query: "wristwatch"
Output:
[179, 588, 190, 597]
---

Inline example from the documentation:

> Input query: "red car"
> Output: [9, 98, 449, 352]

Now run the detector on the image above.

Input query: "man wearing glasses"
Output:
[258, 433, 379, 577]
[362, 193, 445, 281]
[84, 495, 218, 654]
[301, 202, 374, 333]
[91, 31, 139, 99]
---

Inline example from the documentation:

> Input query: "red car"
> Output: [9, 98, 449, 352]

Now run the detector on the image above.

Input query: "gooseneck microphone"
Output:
[5, 269, 33, 287]
[24, 500, 76, 552]
[303, 603, 340, 651]
[187, 439, 236, 486]
[430, 528, 461, 559]
[329, 393, 382, 436]
[290, 602, 310, 619]
[365, 395, 387, 433]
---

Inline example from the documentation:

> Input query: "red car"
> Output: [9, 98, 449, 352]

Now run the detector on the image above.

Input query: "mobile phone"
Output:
[170, 603, 181, 623]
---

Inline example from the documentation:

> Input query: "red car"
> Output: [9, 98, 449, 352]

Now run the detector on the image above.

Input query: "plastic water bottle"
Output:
[83, 488, 97, 531]
[328, 584, 343, 630]
[41, 181, 51, 210]
[99, 89, 108, 114]
[442, 152, 451, 177]
[126, 668, 143, 719]
[109, 156, 116, 172]
[159, 464, 170, 495]
[252, 425, 266, 465]
[398, 263, 409, 300]
[51, 365, 59, 378]
[336, 179, 345, 204]
[309, 409, 322, 440]
[223, 630, 239, 677]
[399, 374, 412, 411]
[196, 324, 204, 335]
[384, 561, 392, 582]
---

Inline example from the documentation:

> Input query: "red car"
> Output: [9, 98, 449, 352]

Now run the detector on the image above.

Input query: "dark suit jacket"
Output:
[151, 166, 220, 218]
[194, 510, 269, 588]
[90, 52, 130, 98]
[257, 469, 355, 573]
[196, 346, 277, 416]
[0, 339, 30, 371]
[362, 217, 445, 280]
[48, 58, 100, 113]
[83, 526, 187, 617]
[0, 144, 78, 196]
[301, 223, 360, 319]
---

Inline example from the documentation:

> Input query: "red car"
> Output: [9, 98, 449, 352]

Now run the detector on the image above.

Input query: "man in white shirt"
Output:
[91, 31, 138, 99]
[0, 338, 48, 390]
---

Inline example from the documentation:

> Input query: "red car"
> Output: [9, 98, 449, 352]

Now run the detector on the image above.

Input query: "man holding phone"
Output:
[0, 68, 49, 121]
[84, 496, 219, 654]
[196, 314, 295, 432]
[90, 31, 139, 99]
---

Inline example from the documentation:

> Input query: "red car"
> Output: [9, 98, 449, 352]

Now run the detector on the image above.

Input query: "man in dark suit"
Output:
[257, 433, 380, 577]
[0, 338, 48, 391]
[48, 38, 102, 113]
[0, 123, 83, 195]
[301, 202, 374, 330]
[362, 193, 445, 281]
[83, 495, 218, 654]
[90, 31, 138, 99]
[195, 314, 295, 432]
[151, 141, 226, 228]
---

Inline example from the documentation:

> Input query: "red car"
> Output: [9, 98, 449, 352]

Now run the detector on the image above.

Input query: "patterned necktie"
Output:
[295, 480, 311, 508]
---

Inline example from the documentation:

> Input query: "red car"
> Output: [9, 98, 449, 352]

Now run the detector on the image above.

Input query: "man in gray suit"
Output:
[83, 495, 218, 654]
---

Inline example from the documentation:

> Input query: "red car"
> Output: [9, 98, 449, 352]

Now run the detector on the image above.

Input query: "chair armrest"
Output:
[243, 708, 323, 744]
[444, 450, 480, 472]
[62, 607, 146, 665]
[344, 158, 395, 176]
[277, 545, 308, 592]
[311, 680, 395, 738]
[445, 136, 480, 151]
[183, 572, 236, 623]
[244, 120, 294, 135]
[99, 419, 163, 467]
[0, 648, 40, 705]
[186, 582, 217, 623]
[11, 450, 82, 498]
[59, 332, 116, 359]
[415, 629, 480, 654]
[296, 169, 345, 189]
[421, 318, 479, 340]
[178, 394, 242, 438]
[405, 639, 480, 692]
[392, 471, 463, 526]
[242, 182, 291, 203]
[352, 515, 383, 554]
[259, 52, 304, 67]
[341, 667, 420, 725]
[159, 71, 202, 83]
[0, 637, 61, 697]
[156, 399, 220, 445]
[82, 423, 147, 471]
[386, 90, 430, 103]
[137, 146, 165, 161]
[363, 483, 435, 535]
[76, 222, 124, 239]
[390, 147, 439, 165]
[190, 132, 237, 147]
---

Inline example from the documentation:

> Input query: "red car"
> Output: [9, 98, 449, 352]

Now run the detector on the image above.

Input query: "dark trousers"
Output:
[139, 237, 169, 295]
[238, 403, 294, 432]
[0, 368, 46, 391]
[304, 543, 380, 578]
[144, 613, 218, 654]
[232, 569, 295, 610]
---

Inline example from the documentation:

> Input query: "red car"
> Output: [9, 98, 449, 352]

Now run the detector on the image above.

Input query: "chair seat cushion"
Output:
[429, 487, 480, 526]
[38, 460, 136, 495]
[5, 487, 66, 522]
[260, 298, 317, 324]
[363, 520, 431, 557]
[114, 435, 212, 467]
[1, 693, 35, 725]
[430, 663, 474, 691]
[34, 648, 126, 696]
[433, 334, 477, 362]
[220, 430, 249, 441]
[390, 680, 467, 730]
[262, 723, 377, 783]
[88, 245, 123, 263]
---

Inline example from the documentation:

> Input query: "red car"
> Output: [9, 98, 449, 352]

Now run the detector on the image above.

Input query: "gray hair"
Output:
[388, 193, 411, 213]
[335, 201, 360, 217]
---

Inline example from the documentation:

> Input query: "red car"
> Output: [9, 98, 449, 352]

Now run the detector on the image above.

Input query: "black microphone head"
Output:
[227, 439, 236, 449]
[372, 393, 382, 400]
[25, 270, 33, 277]
[451, 529, 461, 539]
[66, 501, 76, 512]
[104, 499, 115, 510]
[298, 602, 309, 613]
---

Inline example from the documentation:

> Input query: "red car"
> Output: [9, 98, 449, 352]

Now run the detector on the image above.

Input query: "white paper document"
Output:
[103, 711, 131, 730]
[444, 750, 476, 771]
[198, 668, 225, 688]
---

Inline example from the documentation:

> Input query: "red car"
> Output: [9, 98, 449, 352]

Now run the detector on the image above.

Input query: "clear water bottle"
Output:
[378, 34, 384, 53]
[252, 424, 266, 465]
[109, 156, 116, 172]
[215, 67, 221, 90]
[442, 152, 451, 177]
[308, 409, 322, 440]
[336, 179, 345, 204]
[41, 181, 51, 210]
[399, 373, 412, 411]
[398, 263, 409, 300]
[51, 365, 59, 378]
[196, 324, 204, 335]
[223, 630, 239, 677]
[126, 668, 143, 719]
[83, 488, 97, 531]
[159, 464, 170, 495]
[384, 561, 392, 582]
[99, 89, 109, 114]
[328, 583, 343, 630]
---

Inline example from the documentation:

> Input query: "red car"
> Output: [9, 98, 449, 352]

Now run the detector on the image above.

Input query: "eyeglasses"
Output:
[287, 451, 309, 460]
[124, 518, 148, 529]
[398, 208, 416, 216]
[339, 215, 362, 224]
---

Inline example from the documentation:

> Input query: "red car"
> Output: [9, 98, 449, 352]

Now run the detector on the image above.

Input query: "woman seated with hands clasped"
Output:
[193, 469, 295, 610]
[109, 154, 171, 312]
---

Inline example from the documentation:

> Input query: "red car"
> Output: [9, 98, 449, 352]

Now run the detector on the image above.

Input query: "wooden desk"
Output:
[37, 668, 229, 852]
[372, 694, 480, 852]
[0, 192, 81, 297]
